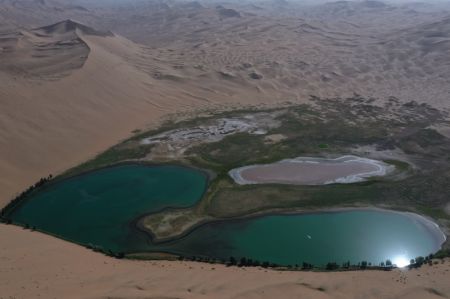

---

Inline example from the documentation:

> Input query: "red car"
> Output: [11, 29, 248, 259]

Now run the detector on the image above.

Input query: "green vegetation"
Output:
[64, 143, 154, 177]
[8, 95, 450, 252]
[141, 96, 450, 242]
[175, 254, 400, 271]
[0, 174, 53, 221]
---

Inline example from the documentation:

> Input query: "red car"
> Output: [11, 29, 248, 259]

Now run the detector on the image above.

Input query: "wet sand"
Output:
[229, 155, 394, 185]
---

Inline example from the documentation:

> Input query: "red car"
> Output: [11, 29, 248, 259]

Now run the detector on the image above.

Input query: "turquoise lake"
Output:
[6, 164, 445, 266]
[8, 164, 208, 252]
[160, 210, 445, 266]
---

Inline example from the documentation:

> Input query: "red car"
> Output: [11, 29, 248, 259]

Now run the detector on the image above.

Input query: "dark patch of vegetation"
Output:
[174, 254, 398, 271]
[326, 262, 339, 270]
[433, 249, 450, 259]
[407, 254, 438, 269]
[181, 96, 450, 225]
[0, 174, 53, 221]
[85, 243, 126, 259]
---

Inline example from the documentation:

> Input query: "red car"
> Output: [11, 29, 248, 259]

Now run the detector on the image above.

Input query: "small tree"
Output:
[239, 257, 247, 267]
[326, 262, 339, 270]
[247, 258, 253, 266]
[415, 256, 425, 266]
[229, 256, 237, 266]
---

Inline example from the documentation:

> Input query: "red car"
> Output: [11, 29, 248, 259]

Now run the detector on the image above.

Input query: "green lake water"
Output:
[7, 164, 445, 266]
[8, 164, 208, 252]
[161, 210, 445, 266]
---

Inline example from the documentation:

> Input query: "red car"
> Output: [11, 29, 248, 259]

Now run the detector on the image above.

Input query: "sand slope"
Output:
[0, 21, 172, 204]
[0, 19, 296, 206]
[0, 20, 94, 79]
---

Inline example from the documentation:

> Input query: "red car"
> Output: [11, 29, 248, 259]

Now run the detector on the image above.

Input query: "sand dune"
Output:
[0, 20, 170, 204]
[0, 20, 93, 79]
[1, 2, 449, 111]
[1, 2, 450, 298]
[0, 19, 288, 205]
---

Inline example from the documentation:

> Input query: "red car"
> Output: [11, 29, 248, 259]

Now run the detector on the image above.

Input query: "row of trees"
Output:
[176, 255, 426, 271]
[179, 253, 449, 271]
[178, 255, 282, 268]
[0, 174, 53, 223]
[86, 244, 125, 259]
[408, 254, 435, 269]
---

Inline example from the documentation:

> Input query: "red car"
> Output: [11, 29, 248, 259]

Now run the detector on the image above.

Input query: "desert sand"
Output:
[1, 0, 450, 298]
[0, 18, 290, 206]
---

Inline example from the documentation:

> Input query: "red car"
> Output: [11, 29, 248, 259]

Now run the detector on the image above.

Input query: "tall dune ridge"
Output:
[0, 19, 289, 205]
[2, 1, 450, 298]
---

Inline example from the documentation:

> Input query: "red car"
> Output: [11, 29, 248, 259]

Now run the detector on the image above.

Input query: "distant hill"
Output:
[36, 19, 113, 37]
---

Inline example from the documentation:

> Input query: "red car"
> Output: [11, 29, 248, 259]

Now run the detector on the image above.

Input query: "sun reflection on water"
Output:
[392, 255, 410, 268]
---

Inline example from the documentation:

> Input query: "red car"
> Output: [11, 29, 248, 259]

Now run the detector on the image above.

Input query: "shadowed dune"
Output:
[0, 20, 93, 78]
[37, 19, 113, 37]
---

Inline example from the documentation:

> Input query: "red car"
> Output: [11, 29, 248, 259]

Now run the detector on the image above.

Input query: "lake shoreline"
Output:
[135, 205, 447, 260]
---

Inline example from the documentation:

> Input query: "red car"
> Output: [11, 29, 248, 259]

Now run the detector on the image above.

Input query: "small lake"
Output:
[159, 210, 445, 267]
[6, 164, 446, 267]
[7, 164, 208, 252]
